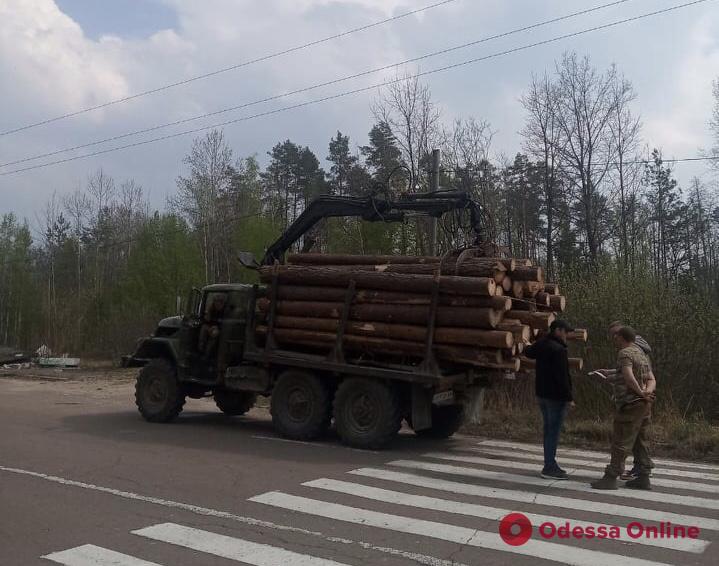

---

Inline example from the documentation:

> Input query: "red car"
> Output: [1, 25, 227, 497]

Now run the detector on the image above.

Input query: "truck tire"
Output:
[415, 404, 464, 439]
[334, 378, 402, 449]
[271, 370, 331, 440]
[214, 389, 256, 416]
[135, 359, 185, 422]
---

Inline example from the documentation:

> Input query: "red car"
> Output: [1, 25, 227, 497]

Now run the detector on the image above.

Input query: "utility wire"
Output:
[438, 155, 719, 174]
[0, 0, 636, 169]
[0, 0, 708, 177]
[0, 0, 459, 137]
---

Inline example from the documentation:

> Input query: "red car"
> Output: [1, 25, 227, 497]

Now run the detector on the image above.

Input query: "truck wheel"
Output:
[415, 405, 464, 439]
[334, 378, 401, 449]
[214, 389, 257, 416]
[271, 371, 331, 440]
[135, 359, 185, 422]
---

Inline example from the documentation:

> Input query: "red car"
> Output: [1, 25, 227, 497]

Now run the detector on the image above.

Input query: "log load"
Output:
[258, 299, 504, 329]
[258, 251, 586, 373]
[257, 326, 507, 368]
[287, 253, 440, 265]
[274, 286, 512, 310]
[258, 266, 496, 296]
[272, 316, 514, 349]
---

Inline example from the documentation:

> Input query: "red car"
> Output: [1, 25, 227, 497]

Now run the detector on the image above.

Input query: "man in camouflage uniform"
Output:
[601, 321, 655, 479]
[591, 326, 657, 490]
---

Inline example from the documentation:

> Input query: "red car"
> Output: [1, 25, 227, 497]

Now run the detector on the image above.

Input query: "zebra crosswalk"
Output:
[41, 438, 719, 566]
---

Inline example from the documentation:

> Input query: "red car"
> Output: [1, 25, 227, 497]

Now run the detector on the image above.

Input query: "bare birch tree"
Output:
[520, 73, 564, 277]
[173, 130, 234, 283]
[554, 53, 618, 263]
[372, 72, 441, 187]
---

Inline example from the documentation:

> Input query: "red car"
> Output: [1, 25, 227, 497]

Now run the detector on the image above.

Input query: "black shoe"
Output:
[541, 467, 569, 480]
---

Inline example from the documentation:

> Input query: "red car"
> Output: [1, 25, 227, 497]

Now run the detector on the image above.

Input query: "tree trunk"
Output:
[258, 299, 504, 329]
[273, 316, 514, 348]
[258, 266, 496, 296]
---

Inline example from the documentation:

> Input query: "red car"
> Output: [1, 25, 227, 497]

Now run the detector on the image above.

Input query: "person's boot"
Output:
[590, 473, 618, 490]
[625, 474, 651, 490]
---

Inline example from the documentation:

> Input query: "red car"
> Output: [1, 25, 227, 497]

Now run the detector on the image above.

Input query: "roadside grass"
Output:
[464, 379, 719, 464]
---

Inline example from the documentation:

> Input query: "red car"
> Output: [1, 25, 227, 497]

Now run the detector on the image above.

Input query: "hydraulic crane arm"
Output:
[259, 190, 483, 265]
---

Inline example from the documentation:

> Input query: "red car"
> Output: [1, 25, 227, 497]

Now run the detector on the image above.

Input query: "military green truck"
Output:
[124, 191, 490, 449]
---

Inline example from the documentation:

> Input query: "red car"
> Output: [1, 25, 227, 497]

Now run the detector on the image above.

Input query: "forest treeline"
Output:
[1, 53, 718, 418]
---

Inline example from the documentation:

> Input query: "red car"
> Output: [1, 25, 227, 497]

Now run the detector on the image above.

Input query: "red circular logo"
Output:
[499, 513, 533, 546]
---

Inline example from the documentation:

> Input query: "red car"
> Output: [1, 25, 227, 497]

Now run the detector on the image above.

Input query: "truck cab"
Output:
[126, 284, 262, 422]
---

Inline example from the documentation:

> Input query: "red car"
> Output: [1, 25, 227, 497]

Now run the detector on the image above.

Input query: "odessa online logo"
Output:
[499, 513, 701, 546]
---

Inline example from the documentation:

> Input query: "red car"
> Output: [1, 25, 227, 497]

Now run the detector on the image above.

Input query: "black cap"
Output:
[550, 319, 574, 333]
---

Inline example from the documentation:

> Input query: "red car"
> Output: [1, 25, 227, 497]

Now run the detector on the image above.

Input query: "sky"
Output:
[1, 0, 717, 223]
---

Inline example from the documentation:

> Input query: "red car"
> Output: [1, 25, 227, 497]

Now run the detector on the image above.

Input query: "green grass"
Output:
[464, 383, 719, 463]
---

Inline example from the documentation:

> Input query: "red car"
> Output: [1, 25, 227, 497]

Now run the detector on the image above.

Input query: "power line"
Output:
[438, 155, 719, 174]
[0, 0, 708, 177]
[0, 0, 637, 169]
[0, 0, 459, 137]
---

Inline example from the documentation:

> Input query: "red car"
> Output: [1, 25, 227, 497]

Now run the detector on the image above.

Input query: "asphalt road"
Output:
[1, 375, 718, 566]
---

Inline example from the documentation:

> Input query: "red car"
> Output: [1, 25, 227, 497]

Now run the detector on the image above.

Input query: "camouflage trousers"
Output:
[605, 400, 653, 478]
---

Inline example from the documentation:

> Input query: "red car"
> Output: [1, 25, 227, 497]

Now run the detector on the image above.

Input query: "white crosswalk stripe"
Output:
[43, 545, 162, 566]
[347, 467, 719, 531]
[425, 452, 719, 494]
[250, 491, 681, 566]
[389, 459, 719, 510]
[38, 441, 718, 566]
[476, 439, 719, 473]
[303, 477, 709, 552]
[464, 447, 719, 481]
[133, 523, 352, 565]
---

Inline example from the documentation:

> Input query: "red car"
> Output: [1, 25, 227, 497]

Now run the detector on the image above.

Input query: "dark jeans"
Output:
[538, 397, 569, 470]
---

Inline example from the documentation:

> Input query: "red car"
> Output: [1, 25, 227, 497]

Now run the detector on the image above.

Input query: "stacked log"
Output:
[255, 251, 584, 372]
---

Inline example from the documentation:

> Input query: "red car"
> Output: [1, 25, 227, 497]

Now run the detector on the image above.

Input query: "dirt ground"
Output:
[2, 361, 716, 463]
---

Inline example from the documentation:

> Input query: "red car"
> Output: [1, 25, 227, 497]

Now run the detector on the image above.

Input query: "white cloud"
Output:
[643, 12, 719, 158]
[1, 0, 717, 221]
[0, 0, 129, 115]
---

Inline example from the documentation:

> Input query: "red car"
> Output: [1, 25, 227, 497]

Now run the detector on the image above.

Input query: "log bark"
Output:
[512, 266, 544, 282]
[549, 295, 567, 312]
[567, 329, 588, 342]
[287, 253, 440, 265]
[490, 258, 517, 272]
[521, 281, 544, 297]
[509, 299, 537, 312]
[496, 322, 531, 343]
[544, 283, 560, 295]
[259, 266, 496, 296]
[511, 281, 525, 299]
[257, 325, 505, 367]
[275, 286, 510, 310]
[535, 292, 551, 307]
[312, 260, 506, 280]
[258, 299, 504, 329]
[273, 316, 514, 349]
[505, 311, 556, 330]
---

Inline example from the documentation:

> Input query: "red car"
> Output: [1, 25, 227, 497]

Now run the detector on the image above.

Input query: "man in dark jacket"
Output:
[525, 319, 574, 480]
